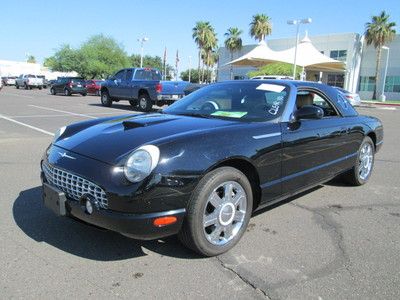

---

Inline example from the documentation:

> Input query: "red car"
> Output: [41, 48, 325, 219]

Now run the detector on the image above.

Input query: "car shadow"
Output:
[13, 186, 200, 261]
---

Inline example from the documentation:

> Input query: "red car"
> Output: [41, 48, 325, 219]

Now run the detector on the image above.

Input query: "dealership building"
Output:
[217, 33, 400, 100]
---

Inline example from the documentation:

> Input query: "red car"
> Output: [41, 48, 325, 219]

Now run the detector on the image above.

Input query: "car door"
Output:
[280, 88, 347, 195]
[121, 69, 133, 99]
[109, 70, 126, 98]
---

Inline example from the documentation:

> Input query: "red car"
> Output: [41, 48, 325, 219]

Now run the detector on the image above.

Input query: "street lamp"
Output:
[137, 37, 149, 68]
[380, 46, 390, 102]
[287, 18, 312, 80]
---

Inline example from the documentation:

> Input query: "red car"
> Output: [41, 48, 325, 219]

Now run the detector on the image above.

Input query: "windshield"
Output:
[164, 82, 289, 122]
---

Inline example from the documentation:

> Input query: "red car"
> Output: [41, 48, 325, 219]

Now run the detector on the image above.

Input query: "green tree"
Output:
[247, 62, 300, 79]
[129, 54, 174, 79]
[79, 34, 130, 78]
[44, 35, 130, 78]
[250, 14, 272, 42]
[180, 68, 211, 83]
[193, 21, 217, 83]
[224, 27, 243, 80]
[44, 45, 82, 72]
[365, 11, 396, 99]
[27, 55, 36, 63]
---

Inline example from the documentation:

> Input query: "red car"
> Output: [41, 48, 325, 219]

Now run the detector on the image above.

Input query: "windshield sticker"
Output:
[268, 100, 281, 115]
[256, 84, 285, 93]
[211, 111, 248, 118]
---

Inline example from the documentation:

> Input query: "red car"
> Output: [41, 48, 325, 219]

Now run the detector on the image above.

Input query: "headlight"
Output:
[53, 126, 66, 142]
[124, 145, 160, 183]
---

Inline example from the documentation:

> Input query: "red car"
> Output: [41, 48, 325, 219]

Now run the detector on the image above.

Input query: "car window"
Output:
[164, 82, 289, 122]
[114, 70, 125, 80]
[296, 90, 338, 117]
[126, 69, 133, 81]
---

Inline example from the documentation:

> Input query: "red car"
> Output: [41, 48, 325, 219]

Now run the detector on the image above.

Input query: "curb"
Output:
[361, 101, 400, 107]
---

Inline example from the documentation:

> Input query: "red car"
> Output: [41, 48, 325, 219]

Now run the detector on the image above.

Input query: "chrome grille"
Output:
[42, 161, 108, 209]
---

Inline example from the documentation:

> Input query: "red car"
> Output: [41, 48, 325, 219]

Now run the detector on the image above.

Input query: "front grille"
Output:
[42, 161, 108, 209]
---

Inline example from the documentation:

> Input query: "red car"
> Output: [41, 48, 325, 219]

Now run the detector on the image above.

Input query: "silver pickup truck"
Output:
[15, 74, 44, 90]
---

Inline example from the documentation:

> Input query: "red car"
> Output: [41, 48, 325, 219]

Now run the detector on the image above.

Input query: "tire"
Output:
[24, 83, 29, 90]
[38, 86, 42, 90]
[178, 167, 253, 256]
[64, 88, 71, 96]
[138, 93, 152, 112]
[100, 90, 112, 107]
[81, 93, 87, 97]
[50, 87, 56, 95]
[96, 90, 100, 96]
[16, 84, 19, 89]
[129, 100, 137, 107]
[343, 136, 375, 186]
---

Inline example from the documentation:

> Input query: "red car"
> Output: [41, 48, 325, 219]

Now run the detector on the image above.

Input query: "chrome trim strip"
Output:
[253, 132, 282, 140]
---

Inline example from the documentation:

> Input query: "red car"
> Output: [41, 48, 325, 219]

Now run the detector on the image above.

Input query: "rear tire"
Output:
[64, 88, 71, 96]
[24, 83, 29, 90]
[101, 90, 112, 107]
[81, 93, 87, 97]
[178, 167, 253, 256]
[16, 84, 19, 89]
[138, 93, 152, 112]
[50, 87, 56, 95]
[342, 136, 375, 186]
[38, 86, 42, 90]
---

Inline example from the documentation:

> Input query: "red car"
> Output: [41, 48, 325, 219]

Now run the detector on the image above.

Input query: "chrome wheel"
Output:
[359, 143, 373, 180]
[139, 98, 147, 109]
[203, 181, 247, 246]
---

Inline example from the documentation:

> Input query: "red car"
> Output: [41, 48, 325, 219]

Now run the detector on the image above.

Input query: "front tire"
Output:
[64, 88, 71, 96]
[343, 136, 375, 186]
[138, 93, 152, 112]
[50, 87, 56, 95]
[16, 84, 19, 89]
[100, 90, 112, 107]
[81, 93, 87, 97]
[178, 167, 253, 256]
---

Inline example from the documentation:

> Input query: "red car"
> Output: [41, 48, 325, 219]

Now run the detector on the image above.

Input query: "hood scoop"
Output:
[122, 115, 176, 130]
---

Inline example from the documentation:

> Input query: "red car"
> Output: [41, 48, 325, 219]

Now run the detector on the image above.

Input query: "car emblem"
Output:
[58, 152, 76, 160]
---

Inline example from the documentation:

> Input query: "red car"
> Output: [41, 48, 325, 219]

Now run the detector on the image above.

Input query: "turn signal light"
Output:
[153, 216, 177, 227]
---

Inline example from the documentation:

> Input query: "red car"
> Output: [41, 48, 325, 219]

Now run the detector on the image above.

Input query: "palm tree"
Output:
[249, 14, 272, 42]
[224, 27, 243, 80]
[365, 11, 396, 99]
[193, 21, 214, 83]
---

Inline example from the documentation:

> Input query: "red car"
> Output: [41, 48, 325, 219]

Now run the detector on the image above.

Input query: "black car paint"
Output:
[51, 77, 87, 95]
[41, 80, 383, 239]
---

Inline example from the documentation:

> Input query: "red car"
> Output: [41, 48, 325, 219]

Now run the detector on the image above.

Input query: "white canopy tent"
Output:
[225, 40, 288, 67]
[226, 33, 346, 73]
[278, 33, 346, 72]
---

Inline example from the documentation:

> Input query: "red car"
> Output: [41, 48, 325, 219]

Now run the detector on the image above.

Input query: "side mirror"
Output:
[291, 105, 324, 122]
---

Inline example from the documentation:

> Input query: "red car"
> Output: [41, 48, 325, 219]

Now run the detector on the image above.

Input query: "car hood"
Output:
[55, 113, 239, 165]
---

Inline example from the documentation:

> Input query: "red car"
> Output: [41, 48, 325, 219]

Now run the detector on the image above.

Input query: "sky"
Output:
[0, 0, 398, 69]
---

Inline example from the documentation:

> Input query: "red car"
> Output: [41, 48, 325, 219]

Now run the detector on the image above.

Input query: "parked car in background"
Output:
[85, 80, 104, 95]
[41, 80, 382, 256]
[334, 87, 361, 106]
[183, 83, 206, 95]
[37, 75, 49, 88]
[100, 68, 189, 111]
[251, 75, 294, 80]
[2, 76, 17, 86]
[0, 79, 3, 90]
[15, 74, 43, 89]
[50, 77, 87, 96]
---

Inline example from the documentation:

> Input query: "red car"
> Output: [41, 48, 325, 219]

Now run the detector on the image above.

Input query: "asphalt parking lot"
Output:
[1, 87, 399, 299]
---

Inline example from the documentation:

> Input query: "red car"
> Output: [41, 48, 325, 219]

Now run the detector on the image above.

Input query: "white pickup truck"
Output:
[15, 74, 43, 90]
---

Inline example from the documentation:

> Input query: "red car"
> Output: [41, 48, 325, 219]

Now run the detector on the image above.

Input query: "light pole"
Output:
[137, 37, 149, 68]
[188, 56, 192, 82]
[380, 46, 390, 102]
[287, 18, 312, 80]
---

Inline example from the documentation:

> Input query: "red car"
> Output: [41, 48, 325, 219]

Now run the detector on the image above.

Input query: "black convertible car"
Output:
[41, 80, 383, 256]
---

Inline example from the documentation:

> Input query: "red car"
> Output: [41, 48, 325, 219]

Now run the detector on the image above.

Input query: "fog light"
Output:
[85, 199, 93, 214]
[153, 216, 177, 227]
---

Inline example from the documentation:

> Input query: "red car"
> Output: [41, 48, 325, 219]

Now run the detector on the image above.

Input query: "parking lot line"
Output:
[28, 105, 97, 119]
[1, 92, 34, 99]
[0, 114, 54, 136]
